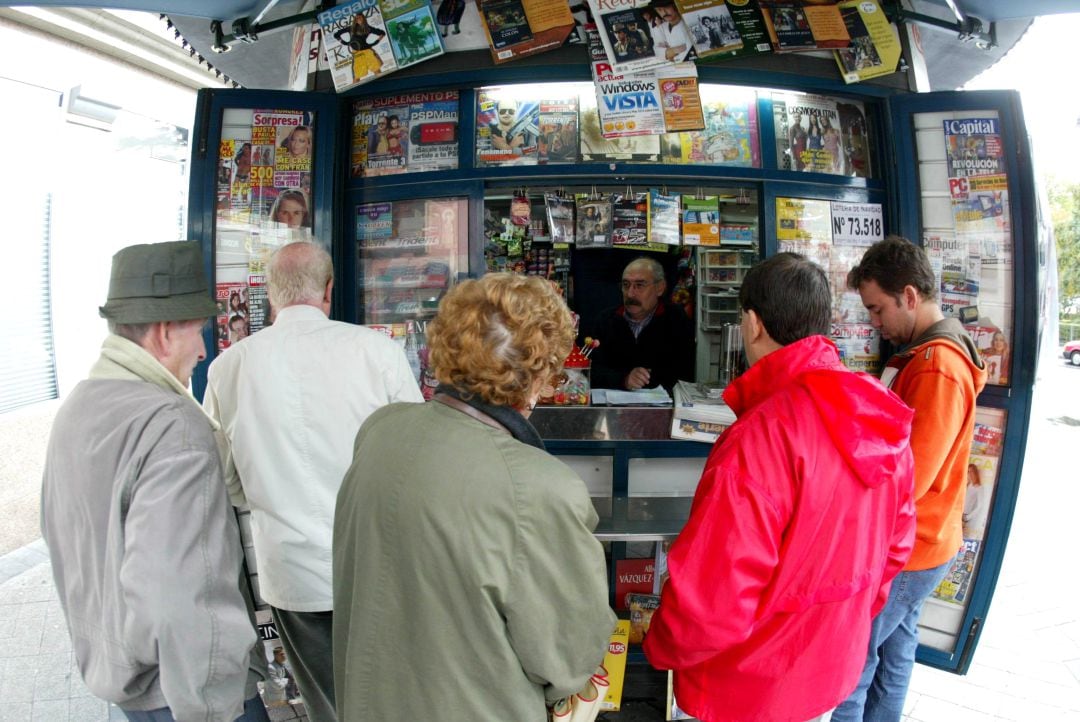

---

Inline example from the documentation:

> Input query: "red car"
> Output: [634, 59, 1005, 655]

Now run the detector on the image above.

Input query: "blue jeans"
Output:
[831, 562, 950, 722]
[123, 694, 270, 722]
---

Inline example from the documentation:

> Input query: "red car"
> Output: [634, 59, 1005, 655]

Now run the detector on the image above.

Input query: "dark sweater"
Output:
[588, 301, 695, 392]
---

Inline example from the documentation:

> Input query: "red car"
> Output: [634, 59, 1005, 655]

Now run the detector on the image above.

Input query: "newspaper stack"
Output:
[671, 380, 736, 443]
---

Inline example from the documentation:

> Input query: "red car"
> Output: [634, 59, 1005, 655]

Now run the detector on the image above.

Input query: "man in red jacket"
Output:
[644, 252, 916, 722]
[833, 237, 987, 721]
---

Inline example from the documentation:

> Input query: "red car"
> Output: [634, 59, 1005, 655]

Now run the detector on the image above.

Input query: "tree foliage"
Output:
[1048, 177, 1080, 316]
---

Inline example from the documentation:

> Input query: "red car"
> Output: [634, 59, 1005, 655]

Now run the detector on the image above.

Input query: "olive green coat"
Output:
[333, 400, 615, 721]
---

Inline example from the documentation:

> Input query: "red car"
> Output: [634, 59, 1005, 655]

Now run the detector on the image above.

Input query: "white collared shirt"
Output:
[204, 304, 423, 611]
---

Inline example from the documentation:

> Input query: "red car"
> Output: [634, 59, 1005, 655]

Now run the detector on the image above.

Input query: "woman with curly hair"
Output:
[333, 273, 615, 721]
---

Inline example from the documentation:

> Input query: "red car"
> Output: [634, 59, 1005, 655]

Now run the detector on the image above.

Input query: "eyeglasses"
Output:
[498, 109, 516, 115]
[621, 280, 657, 291]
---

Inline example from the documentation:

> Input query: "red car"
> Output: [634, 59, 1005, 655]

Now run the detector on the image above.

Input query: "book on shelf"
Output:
[682, 196, 720, 246]
[627, 592, 661, 645]
[759, 0, 850, 53]
[600, 619, 632, 711]
[833, 0, 901, 84]
[477, 0, 575, 64]
[615, 558, 655, 611]
[648, 188, 682, 246]
[544, 193, 576, 245]
[677, 0, 744, 60]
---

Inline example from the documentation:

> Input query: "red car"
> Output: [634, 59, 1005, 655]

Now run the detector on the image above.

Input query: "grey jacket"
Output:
[333, 400, 616, 721]
[41, 336, 263, 721]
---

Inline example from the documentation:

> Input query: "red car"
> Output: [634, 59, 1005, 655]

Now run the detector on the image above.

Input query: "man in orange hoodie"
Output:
[833, 236, 987, 722]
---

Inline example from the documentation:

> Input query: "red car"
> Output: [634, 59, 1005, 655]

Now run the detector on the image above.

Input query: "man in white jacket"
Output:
[204, 241, 422, 722]
[42, 240, 267, 722]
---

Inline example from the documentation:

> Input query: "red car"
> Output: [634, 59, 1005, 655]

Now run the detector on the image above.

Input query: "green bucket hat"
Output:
[99, 241, 219, 324]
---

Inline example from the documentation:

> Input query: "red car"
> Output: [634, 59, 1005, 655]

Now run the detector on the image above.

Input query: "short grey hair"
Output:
[624, 257, 665, 284]
[108, 321, 154, 344]
[267, 242, 333, 309]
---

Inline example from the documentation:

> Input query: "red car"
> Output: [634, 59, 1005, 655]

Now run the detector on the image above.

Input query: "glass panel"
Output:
[661, 84, 760, 168]
[474, 82, 760, 168]
[355, 196, 468, 326]
[627, 457, 706, 522]
[350, 91, 459, 178]
[772, 91, 874, 178]
[215, 108, 316, 350]
[919, 407, 1007, 652]
[915, 111, 1015, 386]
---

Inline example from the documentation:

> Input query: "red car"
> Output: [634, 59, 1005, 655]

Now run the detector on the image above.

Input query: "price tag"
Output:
[831, 202, 883, 246]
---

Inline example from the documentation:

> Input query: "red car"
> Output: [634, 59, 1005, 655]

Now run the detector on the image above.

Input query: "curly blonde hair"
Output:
[428, 273, 574, 409]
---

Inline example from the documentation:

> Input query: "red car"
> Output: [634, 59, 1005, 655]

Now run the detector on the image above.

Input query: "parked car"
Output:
[1065, 340, 1080, 366]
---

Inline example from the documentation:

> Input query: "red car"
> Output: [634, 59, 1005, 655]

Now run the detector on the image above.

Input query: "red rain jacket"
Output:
[644, 335, 916, 722]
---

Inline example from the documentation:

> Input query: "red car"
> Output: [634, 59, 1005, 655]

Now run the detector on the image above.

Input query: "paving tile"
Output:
[67, 694, 109, 721]
[905, 694, 996, 722]
[33, 668, 70, 701]
[69, 670, 94, 699]
[0, 703, 32, 721]
[31, 698, 68, 721]
[0, 671, 35, 704]
[0, 616, 14, 641]
[40, 624, 72, 654]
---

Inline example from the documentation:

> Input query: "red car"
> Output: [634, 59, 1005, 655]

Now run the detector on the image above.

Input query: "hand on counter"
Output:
[624, 367, 651, 391]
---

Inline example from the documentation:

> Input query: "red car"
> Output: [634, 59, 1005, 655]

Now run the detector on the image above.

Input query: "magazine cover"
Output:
[831, 322, 880, 375]
[318, 0, 398, 92]
[359, 98, 412, 176]
[773, 92, 844, 174]
[407, 90, 459, 172]
[611, 192, 650, 247]
[761, 0, 849, 51]
[656, 62, 705, 133]
[836, 101, 871, 177]
[834, 0, 900, 84]
[575, 193, 614, 248]
[478, 0, 533, 49]
[682, 196, 719, 245]
[678, 0, 743, 59]
[969, 324, 1012, 386]
[580, 93, 662, 161]
[544, 193, 576, 244]
[476, 88, 540, 165]
[215, 282, 249, 351]
[356, 202, 394, 243]
[478, 0, 575, 62]
[538, 97, 579, 163]
[596, 73, 666, 138]
[759, 1, 813, 50]
[697, 0, 772, 61]
[588, 0, 673, 75]
[382, 0, 445, 69]
[663, 85, 758, 166]
[648, 188, 681, 245]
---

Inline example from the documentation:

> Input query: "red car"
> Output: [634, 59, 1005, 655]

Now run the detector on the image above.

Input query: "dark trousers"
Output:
[271, 606, 337, 722]
[123, 694, 269, 721]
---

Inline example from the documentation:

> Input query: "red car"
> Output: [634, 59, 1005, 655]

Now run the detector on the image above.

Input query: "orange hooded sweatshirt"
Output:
[881, 318, 988, 570]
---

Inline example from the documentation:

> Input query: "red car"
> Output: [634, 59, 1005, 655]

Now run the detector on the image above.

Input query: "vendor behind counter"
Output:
[583, 256, 695, 392]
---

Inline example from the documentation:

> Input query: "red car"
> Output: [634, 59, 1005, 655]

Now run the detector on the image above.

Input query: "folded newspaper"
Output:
[671, 380, 736, 443]
[592, 387, 672, 406]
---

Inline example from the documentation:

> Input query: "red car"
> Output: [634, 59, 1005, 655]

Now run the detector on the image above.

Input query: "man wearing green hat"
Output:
[41, 241, 269, 722]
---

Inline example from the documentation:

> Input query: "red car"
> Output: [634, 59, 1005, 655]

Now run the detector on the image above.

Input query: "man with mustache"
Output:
[587, 256, 694, 393]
